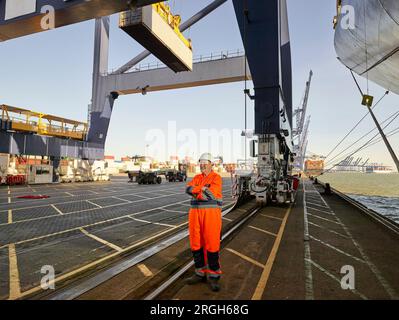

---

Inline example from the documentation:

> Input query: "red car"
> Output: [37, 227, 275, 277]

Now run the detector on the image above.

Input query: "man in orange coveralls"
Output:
[185, 152, 223, 292]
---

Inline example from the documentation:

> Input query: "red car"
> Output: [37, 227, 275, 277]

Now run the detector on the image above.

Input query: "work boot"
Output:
[208, 277, 220, 292]
[185, 274, 206, 285]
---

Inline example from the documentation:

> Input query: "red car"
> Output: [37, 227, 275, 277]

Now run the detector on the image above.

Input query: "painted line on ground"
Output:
[307, 221, 349, 239]
[303, 181, 315, 300]
[128, 194, 151, 199]
[306, 201, 330, 209]
[309, 235, 365, 264]
[161, 209, 187, 214]
[137, 264, 154, 277]
[51, 204, 64, 215]
[8, 244, 21, 300]
[310, 259, 367, 300]
[318, 193, 399, 300]
[306, 206, 334, 215]
[260, 214, 283, 221]
[8, 210, 12, 224]
[307, 213, 342, 225]
[251, 205, 292, 300]
[248, 225, 277, 237]
[128, 217, 176, 228]
[12, 214, 190, 300]
[111, 196, 130, 203]
[0, 192, 183, 226]
[0, 199, 190, 248]
[225, 248, 264, 269]
[0, 185, 183, 213]
[86, 200, 102, 209]
[79, 228, 122, 252]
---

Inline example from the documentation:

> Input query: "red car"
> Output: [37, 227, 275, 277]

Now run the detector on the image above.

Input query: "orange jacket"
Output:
[186, 171, 223, 208]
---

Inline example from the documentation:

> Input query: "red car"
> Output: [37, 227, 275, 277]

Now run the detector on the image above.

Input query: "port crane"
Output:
[1, 0, 298, 205]
[292, 70, 313, 172]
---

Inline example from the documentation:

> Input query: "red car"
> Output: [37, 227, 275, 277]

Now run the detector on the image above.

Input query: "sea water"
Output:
[319, 172, 399, 223]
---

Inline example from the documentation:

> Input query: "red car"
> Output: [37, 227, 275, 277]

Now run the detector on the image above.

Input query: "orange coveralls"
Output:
[186, 171, 223, 279]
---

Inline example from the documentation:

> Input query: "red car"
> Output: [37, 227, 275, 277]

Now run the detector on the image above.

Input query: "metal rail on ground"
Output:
[143, 206, 260, 300]
[45, 202, 238, 300]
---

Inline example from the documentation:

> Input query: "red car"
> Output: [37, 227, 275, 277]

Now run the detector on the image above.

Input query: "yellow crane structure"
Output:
[151, 2, 192, 50]
[1, 104, 87, 141]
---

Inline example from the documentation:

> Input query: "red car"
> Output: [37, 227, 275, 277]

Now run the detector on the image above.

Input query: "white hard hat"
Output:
[199, 153, 213, 163]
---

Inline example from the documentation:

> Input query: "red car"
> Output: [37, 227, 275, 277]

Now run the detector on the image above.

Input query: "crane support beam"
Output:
[0, 0, 162, 41]
[103, 55, 251, 95]
[233, 0, 292, 141]
[298, 70, 313, 135]
[0, 131, 104, 160]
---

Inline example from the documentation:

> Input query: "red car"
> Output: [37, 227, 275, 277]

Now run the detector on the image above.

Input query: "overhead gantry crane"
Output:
[0, 0, 249, 160]
[1, 0, 295, 204]
[293, 70, 313, 172]
[233, 0, 296, 205]
[0, 0, 162, 41]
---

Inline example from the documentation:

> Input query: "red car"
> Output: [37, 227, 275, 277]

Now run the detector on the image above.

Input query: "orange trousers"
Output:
[189, 207, 222, 278]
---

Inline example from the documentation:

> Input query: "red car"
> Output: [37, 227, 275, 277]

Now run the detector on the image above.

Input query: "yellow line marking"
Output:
[8, 244, 21, 300]
[8, 210, 13, 224]
[225, 248, 264, 269]
[252, 205, 292, 300]
[79, 228, 123, 252]
[137, 264, 153, 277]
[260, 214, 283, 221]
[174, 221, 189, 228]
[51, 204, 64, 215]
[249, 225, 277, 237]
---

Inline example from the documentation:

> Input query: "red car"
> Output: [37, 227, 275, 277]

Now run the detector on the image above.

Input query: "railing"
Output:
[105, 49, 245, 75]
[1, 104, 87, 141]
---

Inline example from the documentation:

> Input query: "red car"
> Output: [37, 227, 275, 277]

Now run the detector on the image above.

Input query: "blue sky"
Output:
[0, 0, 398, 170]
